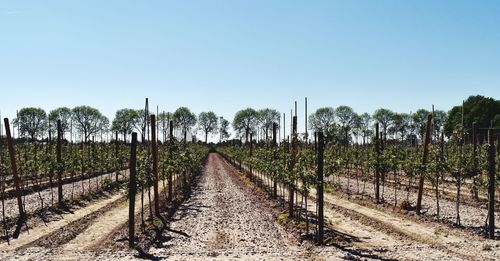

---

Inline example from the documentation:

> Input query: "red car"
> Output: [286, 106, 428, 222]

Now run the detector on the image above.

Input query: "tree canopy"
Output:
[444, 95, 500, 136]
[198, 111, 218, 143]
[308, 107, 335, 132]
[257, 108, 280, 141]
[111, 108, 138, 141]
[14, 107, 47, 141]
[72, 106, 108, 142]
[218, 117, 230, 142]
[233, 108, 258, 142]
[373, 108, 394, 140]
[173, 107, 197, 142]
[335, 105, 357, 145]
[48, 107, 72, 138]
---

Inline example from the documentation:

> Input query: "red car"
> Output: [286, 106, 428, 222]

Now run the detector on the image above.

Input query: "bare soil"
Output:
[2, 153, 499, 260]
[147, 153, 338, 260]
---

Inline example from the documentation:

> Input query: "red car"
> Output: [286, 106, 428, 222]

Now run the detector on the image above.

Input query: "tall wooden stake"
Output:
[375, 123, 380, 203]
[249, 133, 253, 180]
[289, 116, 297, 218]
[168, 120, 174, 201]
[317, 131, 324, 244]
[305, 97, 308, 144]
[272, 123, 277, 198]
[115, 131, 119, 182]
[151, 115, 160, 217]
[487, 130, 496, 239]
[128, 132, 138, 248]
[57, 120, 63, 205]
[283, 113, 286, 142]
[416, 113, 432, 214]
[4, 118, 24, 219]
[472, 122, 478, 200]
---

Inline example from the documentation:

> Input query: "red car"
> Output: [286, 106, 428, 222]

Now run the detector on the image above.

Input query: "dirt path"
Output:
[0, 192, 124, 252]
[149, 153, 347, 260]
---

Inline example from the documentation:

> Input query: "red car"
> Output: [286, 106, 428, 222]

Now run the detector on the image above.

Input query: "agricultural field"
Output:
[2, 1, 500, 260]
[0, 94, 499, 260]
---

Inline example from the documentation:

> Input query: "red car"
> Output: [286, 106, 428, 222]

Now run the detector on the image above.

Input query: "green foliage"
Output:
[198, 111, 218, 143]
[232, 108, 258, 141]
[48, 107, 72, 136]
[173, 107, 197, 140]
[256, 108, 280, 141]
[13, 107, 47, 141]
[111, 108, 139, 136]
[373, 108, 394, 137]
[308, 107, 335, 133]
[72, 106, 109, 142]
[444, 95, 500, 136]
[218, 117, 231, 142]
[218, 126, 497, 210]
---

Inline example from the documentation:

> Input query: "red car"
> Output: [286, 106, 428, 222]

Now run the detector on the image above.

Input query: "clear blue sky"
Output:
[1, 1, 499, 139]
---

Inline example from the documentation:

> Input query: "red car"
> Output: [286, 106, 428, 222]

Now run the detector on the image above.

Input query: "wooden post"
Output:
[317, 131, 324, 245]
[4, 118, 24, 219]
[151, 115, 160, 217]
[487, 130, 496, 239]
[375, 123, 380, 203]
[168, 120, 173, 201]
[289, 116, 297, 218]
[314, 132, 317, 152]
[249, 133, 253, 179]
[48, 120, 52, 143]
[115, 131, 119, 182]
[128, 132, 138, 248]
[283, 113, 286, 143]
[57, 120, 63, 205]
[417, 113, 432, 214]
[272, 123, 277, 198]
[472, 122, 478, 199]
[496, 134, 500, 154]
[305, 97, 308, 144]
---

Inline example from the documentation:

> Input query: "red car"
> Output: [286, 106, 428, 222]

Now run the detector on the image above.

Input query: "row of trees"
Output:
[7, 95, 499, 145]
[308, 106, 447, 145]
[8, 107, 232, 144]
[12, 106, 108, 143]
[229, 106, 447, 146]
[230, 95, 499, 146]
[232, 108, 281, 143]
